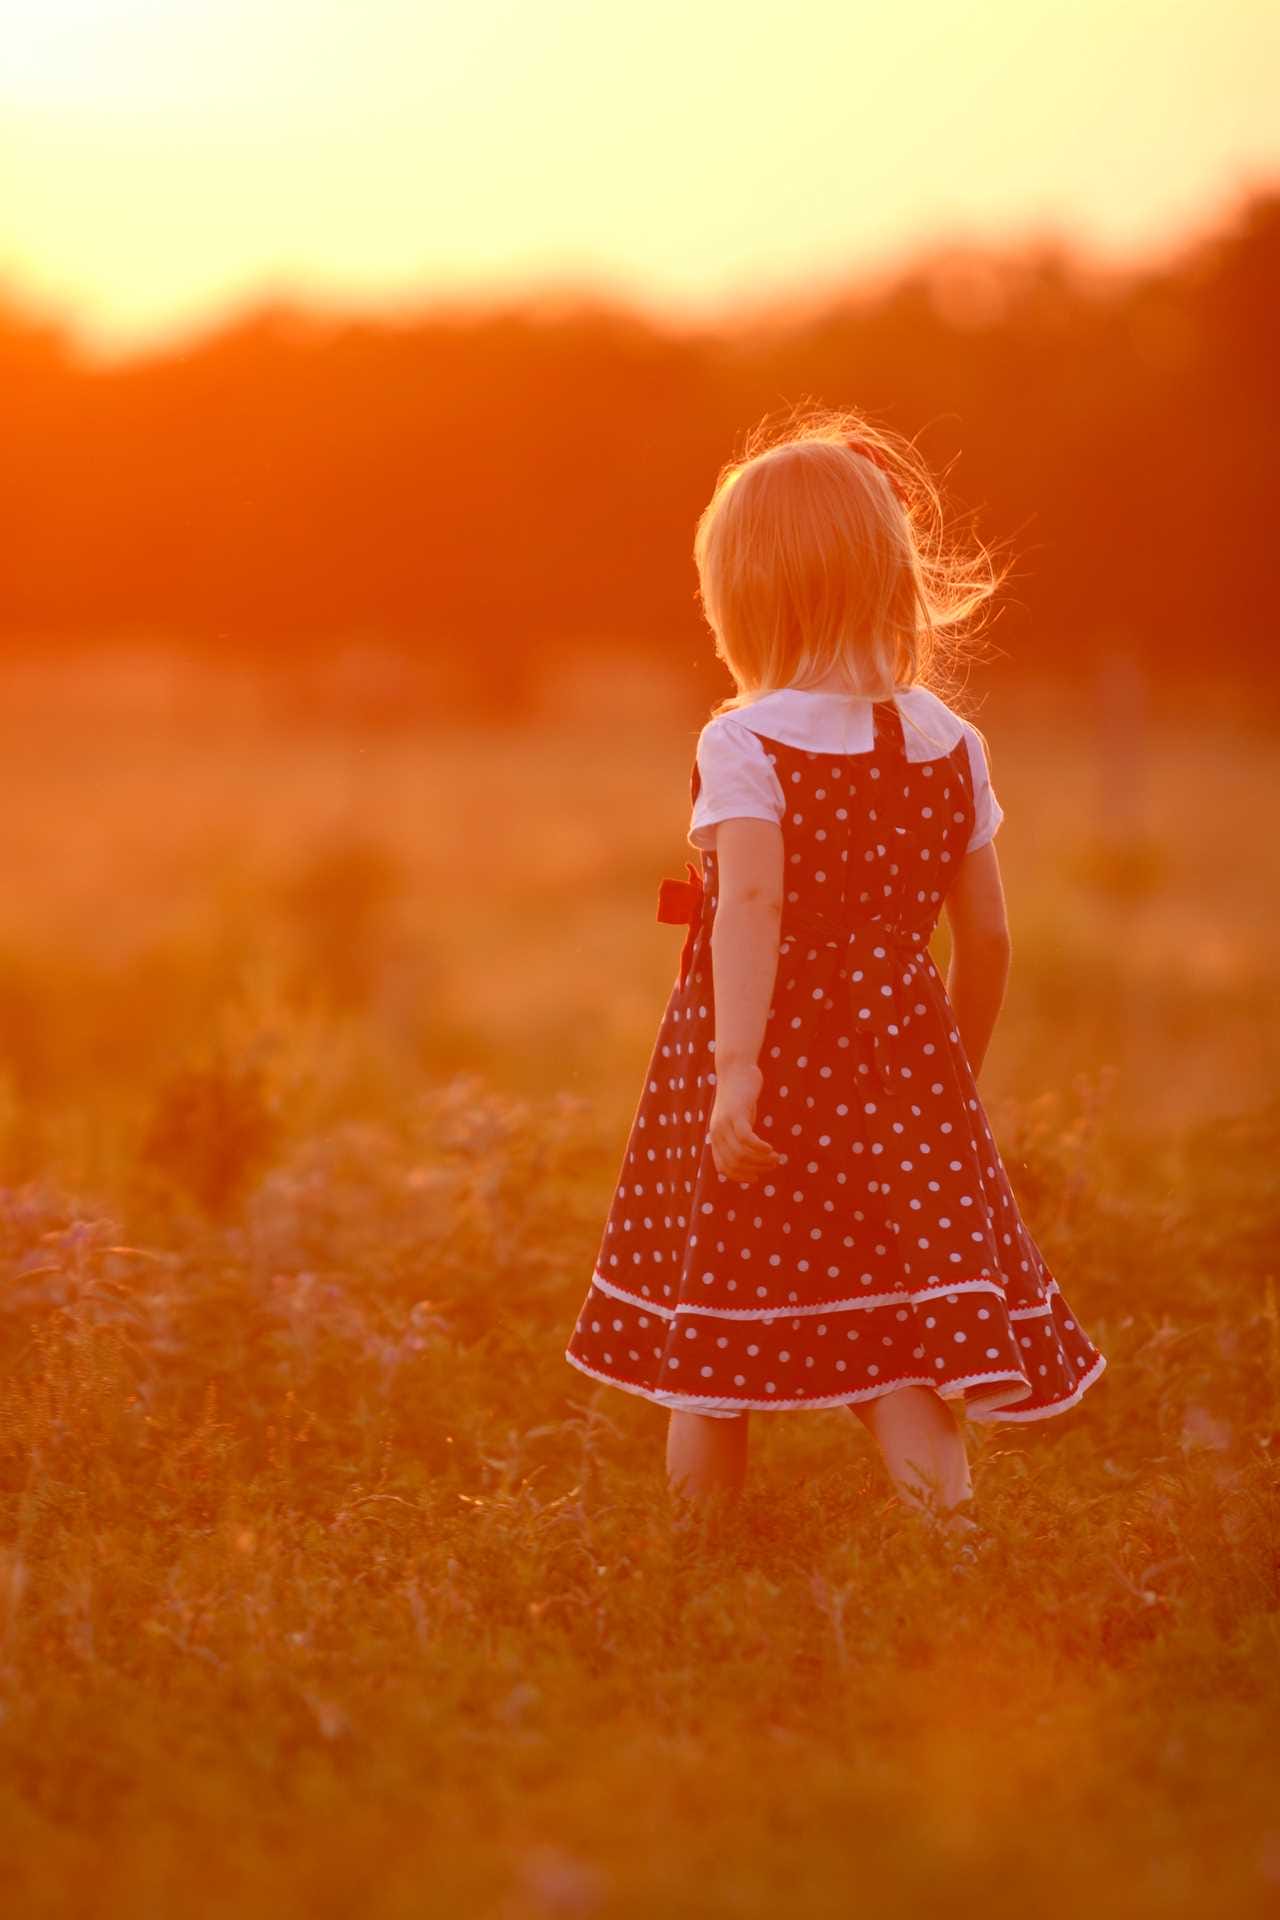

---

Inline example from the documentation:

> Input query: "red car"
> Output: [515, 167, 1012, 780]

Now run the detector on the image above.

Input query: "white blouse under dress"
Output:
[687, 685, 1002, 855]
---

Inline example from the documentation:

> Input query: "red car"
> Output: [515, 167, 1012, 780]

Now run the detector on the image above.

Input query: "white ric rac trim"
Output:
[589, 1267, 1060, 1323]
[966, 1349, 1108, 1422]
[564, 1346, 1105, 1423]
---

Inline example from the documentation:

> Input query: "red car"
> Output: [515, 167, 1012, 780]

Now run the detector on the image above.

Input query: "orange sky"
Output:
[3, 0, 1276, 362]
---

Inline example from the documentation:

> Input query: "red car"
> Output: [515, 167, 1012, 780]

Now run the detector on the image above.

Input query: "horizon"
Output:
[5, 180, 1267, 374]
[5, 0, 1276, 366]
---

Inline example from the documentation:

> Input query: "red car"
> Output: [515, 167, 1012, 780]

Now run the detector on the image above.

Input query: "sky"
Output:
[2, 0, 1276, 362]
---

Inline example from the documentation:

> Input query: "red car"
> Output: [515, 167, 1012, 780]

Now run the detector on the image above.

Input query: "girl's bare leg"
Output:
[666, 1410, 750, 1504]
[852, 1385, 974, 1524]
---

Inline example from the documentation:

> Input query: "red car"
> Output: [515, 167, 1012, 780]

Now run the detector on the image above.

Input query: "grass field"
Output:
[0, 649, 1276, 1919]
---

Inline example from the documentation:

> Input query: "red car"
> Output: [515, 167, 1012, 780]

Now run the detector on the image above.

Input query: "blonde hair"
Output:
[693, 403, 1011, 719]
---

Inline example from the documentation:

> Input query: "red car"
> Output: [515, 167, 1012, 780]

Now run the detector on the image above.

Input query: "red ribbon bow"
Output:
[656, 860, 705, 990]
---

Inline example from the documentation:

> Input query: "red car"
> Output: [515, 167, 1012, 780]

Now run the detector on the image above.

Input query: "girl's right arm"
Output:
[943, 840, 1012, 1078]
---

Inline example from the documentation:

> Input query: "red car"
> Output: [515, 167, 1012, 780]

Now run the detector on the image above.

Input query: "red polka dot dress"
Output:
[564, 686, 1108, 1423]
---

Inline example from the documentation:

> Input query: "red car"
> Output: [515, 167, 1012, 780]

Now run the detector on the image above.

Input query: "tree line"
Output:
[2, 190, 1276, 710]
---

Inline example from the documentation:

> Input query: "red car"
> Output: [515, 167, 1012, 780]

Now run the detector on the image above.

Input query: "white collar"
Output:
[722, 685, 966, 762]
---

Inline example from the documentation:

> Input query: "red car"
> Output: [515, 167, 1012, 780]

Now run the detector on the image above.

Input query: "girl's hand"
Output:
[708, 1061, 784, 1184]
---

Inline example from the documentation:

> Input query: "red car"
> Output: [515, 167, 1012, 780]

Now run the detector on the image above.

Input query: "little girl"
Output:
[564, 410, 1107, 1529]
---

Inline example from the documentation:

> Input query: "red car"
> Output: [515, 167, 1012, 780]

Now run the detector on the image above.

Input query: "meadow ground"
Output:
[0, 649, 1276, 1919]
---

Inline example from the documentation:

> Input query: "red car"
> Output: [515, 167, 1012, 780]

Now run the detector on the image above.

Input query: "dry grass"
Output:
[0, 650, 1275, 1919]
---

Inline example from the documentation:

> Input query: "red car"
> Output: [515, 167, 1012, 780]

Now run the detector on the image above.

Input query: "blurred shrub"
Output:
[139, 1045, 282, 1218]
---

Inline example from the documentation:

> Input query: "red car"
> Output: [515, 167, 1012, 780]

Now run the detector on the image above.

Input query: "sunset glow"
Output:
[4, 0, 1276, 358]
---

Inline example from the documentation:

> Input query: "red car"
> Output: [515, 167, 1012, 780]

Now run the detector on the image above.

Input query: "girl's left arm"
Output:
[943, 840, 1012, 1078]
[706, 818, 786, 1183]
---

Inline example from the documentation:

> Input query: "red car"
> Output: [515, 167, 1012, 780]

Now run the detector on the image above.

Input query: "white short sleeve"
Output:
[688, 716, 785, 852]
[961, 723, 1004, 853]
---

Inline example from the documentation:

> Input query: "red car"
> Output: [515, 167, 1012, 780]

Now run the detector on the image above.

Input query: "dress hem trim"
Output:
[564, 1344, 1107, 1424]
[588, 1266, 1060, 1324]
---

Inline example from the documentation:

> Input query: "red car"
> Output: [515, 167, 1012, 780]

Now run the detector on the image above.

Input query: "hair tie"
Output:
[846, 438, 910, 508]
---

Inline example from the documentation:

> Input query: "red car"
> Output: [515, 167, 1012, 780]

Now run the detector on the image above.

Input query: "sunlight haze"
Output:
[3, 0, 1276, 358]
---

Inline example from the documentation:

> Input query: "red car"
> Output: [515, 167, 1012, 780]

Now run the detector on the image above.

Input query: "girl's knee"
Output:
[852, 1383, 926, 1420]
[851, 1383, 953, 1438]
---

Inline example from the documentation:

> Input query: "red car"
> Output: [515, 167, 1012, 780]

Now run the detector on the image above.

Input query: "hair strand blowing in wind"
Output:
[693, 403, 1013, 719]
